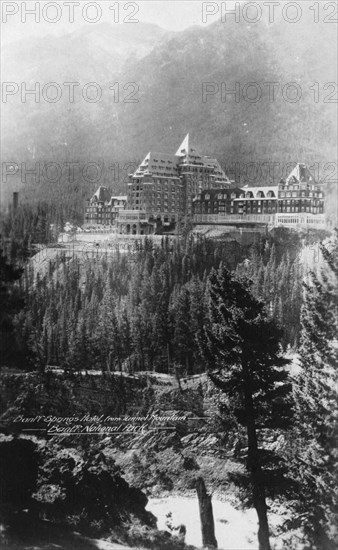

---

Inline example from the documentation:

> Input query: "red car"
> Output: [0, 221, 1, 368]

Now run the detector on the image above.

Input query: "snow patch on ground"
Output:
[147, 496, 286, 550]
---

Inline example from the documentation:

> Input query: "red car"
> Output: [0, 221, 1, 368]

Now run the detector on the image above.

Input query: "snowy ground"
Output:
[147, 496, 287, 550]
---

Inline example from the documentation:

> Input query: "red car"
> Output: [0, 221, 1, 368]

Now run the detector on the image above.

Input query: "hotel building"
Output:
[84, 135, 325, 232]
[84, 187, 127, 227]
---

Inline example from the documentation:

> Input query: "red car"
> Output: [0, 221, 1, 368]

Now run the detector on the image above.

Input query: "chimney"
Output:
[13, 192, 19, 211]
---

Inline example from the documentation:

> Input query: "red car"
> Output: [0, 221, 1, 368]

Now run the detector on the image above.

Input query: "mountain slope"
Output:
[1, 15, 337, 220]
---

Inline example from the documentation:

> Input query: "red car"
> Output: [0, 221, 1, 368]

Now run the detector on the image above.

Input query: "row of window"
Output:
[279, 191, 323, 198]
[86, 205, 125, 211]
[200, 207, 276, 214]
[86, 213, 117, 218]
[279, 184, 321, 191]
[279, 206, 323, 213]
[197, 197, 324, 206]
[279, 199, 323, 205]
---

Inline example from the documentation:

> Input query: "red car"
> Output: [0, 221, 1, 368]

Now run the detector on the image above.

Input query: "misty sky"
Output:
[1, 0, 234, 45]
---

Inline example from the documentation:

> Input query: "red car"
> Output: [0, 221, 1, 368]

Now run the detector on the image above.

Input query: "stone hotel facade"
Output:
[85, 187, 127, 227]
[84, 136, 325, 233]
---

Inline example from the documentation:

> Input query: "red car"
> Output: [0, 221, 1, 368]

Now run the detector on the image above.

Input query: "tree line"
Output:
[8, 233, 305, 375]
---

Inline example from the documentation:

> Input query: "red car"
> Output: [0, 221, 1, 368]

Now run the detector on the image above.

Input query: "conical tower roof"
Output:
[91, 186, 111, 202]
[175, 133, 204, 165]
[286, 163, 316, 185]
[176, 133, 190, 156]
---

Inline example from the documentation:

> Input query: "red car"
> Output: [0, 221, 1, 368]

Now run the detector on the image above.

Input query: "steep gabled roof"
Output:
[205, 157, 231, 184]
[286, 163, 316, 185]
[91, 186, 111, 202]
[131, 134, 230, 183]
[133, 151, 180, 178]
[175, 133, 204, 165]
[176, 133, 190, 156]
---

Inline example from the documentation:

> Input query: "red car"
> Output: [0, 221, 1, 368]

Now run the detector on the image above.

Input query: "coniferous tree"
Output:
[0, 245, 24, 366]
[119, 307, 133, 372]
[199, 265, 292, 550]
[189, 276, 208, 373]
[94, 288, 122, 373]
[286, 233, 338, 549]
[173, 286, 194, 374]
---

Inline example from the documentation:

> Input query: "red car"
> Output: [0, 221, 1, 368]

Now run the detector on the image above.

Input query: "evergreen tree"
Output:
[286, 232, 338, 549]
[119, 307, 133, 372]
[199, 265, 292, 550]
[173, 285, 193, 374]
[0, 245, 24, 366]
[94, 288, 122, 373]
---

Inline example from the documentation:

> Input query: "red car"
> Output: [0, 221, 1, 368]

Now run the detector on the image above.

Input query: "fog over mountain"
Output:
[1, 15, 337, 217]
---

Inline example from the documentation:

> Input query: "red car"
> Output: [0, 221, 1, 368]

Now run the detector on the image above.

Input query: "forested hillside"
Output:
[0, 226, 337, 549]
[2, 11, 337, 222]
[7, 230, 307, 373]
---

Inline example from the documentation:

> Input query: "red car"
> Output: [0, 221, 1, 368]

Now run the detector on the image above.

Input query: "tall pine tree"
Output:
[287, 232, 338, 549]
[199, 265, 292, 550]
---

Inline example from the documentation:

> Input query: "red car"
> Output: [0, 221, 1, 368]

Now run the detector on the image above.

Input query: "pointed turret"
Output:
[285, 163, 316, 186]
[133, 152, 151, 177]
[176, 133, 190, 156]
[91, 186, 111, 203]
[175, 133, 204, 166]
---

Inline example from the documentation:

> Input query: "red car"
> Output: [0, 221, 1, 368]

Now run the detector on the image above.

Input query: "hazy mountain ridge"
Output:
[2, 21, 168, 82]
[1, 16, 337, 219]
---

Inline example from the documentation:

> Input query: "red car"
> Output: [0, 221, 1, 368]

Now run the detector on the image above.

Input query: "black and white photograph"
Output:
[0, 1, 337, 549]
